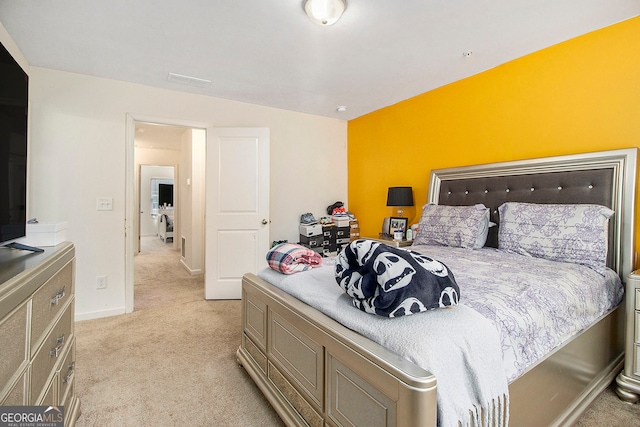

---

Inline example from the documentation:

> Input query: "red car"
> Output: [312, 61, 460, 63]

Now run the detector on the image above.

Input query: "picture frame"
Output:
[389, 217, 408, 238]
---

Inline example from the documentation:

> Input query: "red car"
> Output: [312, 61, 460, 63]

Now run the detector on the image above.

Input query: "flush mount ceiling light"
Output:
[304, 0, 346, 26]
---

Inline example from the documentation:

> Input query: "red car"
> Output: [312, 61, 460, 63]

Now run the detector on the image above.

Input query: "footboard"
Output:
[237, 273, 438, 427]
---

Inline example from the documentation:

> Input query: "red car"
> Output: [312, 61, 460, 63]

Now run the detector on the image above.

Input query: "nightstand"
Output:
[366, 236, 414, 248]
[616, 270, 640, 403]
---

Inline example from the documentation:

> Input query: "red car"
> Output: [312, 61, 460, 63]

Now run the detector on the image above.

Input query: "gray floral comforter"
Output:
[409, 244, 623, 381]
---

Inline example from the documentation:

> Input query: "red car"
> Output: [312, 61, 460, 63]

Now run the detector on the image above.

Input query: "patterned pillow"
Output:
[413, 204, 490, 249]
[497, 202, 614, 275]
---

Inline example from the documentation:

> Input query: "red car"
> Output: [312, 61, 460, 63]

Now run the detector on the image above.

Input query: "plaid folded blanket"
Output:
[267, 243, 323, 274]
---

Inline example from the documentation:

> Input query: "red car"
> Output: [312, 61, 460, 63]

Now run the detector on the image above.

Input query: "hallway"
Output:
[134, 236, 203, 311]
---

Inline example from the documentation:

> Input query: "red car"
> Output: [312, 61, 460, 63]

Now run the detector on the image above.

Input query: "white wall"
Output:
[179, 129, 205, 275]
[25, 67, 347, 320]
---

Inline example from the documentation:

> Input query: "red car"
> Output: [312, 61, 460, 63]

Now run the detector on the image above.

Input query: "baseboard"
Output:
[75, 307, 126, 321]
[180, 258, 203, 275]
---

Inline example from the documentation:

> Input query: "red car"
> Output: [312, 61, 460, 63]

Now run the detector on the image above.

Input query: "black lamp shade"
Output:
[386, 187, 414, 207]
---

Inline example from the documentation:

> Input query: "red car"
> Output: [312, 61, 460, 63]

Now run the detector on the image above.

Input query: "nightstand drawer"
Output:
[636, 289, 640, 310]
[636, 311, 640, 343]
[635, 343, 640, 377]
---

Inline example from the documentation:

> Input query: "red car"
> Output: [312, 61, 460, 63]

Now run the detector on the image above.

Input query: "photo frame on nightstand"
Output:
[389, 217, 408, 238]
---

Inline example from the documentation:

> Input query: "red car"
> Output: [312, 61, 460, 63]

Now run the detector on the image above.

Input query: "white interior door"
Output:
[205, 127, 270, 299]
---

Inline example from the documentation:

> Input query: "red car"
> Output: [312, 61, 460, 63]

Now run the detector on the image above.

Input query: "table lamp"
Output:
[387, 186, 414, 217]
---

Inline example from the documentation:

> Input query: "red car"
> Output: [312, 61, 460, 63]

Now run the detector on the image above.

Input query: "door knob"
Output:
[262, 219, 268, 225]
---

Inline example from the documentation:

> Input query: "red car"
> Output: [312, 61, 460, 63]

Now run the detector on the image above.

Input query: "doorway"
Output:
[126, 115, 209, 313]
[139, 166, 175, 252]
[125, 115, 271, 313]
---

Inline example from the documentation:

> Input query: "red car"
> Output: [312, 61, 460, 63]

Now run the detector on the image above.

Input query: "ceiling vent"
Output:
[167, 72, 211, 88]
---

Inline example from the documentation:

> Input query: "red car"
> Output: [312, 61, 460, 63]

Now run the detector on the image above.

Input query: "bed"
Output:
[158, 213, 174, 243]
[236, 148, 637, 427]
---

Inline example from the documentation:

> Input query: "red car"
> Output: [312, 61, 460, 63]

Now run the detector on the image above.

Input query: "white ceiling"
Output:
[1, 1, 638, 120]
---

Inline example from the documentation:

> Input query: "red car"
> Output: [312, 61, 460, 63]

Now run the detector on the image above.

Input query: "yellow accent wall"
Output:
[348, 16, 640, 256]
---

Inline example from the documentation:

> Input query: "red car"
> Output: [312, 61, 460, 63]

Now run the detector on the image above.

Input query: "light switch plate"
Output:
[97, 197, 113, 211]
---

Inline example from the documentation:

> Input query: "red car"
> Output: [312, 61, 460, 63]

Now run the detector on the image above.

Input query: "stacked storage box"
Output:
[299, 212, 359, 257]
[298, 224, 323, 255]
[333, 215, 350, 253]
[335, 226, 350, 252]
[321, 224, 337, 256]
[349, 220, 360, 241]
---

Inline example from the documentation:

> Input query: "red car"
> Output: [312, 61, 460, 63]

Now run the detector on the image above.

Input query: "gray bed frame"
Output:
[237, 148, 637, 427]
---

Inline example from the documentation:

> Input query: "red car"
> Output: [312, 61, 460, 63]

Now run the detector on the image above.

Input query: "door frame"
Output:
[124, 113, 212, 314]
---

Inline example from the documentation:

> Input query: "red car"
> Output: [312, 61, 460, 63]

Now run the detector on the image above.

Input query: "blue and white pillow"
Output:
[498, 202, 614, 275]
[413, 204, 490, 249]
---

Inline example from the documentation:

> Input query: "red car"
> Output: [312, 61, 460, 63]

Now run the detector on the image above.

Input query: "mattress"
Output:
[258, 243, 623, 382]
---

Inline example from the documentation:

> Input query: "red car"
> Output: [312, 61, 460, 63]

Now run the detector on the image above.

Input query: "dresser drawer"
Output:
[0, 370, 27, 405]
[61, 376, 75, 414]
[31, 302, 73, 403]
[31, 261, 74, 354]
[58, 339, 76, 404]
[0, 302, 29, 390]
[38, 375, 57, 406]
[636, 311, 640, 343]
[636, 289, 640, 310]
[634, 343, 640, 377]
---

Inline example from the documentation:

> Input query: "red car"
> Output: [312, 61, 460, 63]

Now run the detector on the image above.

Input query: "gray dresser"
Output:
[0, 242, 80, 425]
[616, 270, 640, 403]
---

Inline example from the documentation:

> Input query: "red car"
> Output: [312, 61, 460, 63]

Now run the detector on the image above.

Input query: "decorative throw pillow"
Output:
[413, 204, 490, 249]
[497, 202, 614, 275]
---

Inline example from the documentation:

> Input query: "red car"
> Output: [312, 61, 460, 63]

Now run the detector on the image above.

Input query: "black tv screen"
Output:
[0, 42, 28, 245]
[158, 183, 173, 207]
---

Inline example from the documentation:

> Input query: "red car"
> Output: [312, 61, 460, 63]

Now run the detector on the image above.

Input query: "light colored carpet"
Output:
[73, 237, 640, 426]
[575, 384, 640, 427]
[74, 236, 284, 427]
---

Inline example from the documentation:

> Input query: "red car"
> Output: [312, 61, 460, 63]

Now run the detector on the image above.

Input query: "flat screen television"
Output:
[158, 183, 174, 207]
[0, 41, 29, 248]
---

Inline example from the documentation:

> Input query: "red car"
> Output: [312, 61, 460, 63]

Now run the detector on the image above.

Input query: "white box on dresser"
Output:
[17, 222, 69, 247]
[0, 242, 80, 426]
[616, 270, 640, 403]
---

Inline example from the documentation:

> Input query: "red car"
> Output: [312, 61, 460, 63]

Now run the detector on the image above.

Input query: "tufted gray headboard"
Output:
[428, 149, 638, 278]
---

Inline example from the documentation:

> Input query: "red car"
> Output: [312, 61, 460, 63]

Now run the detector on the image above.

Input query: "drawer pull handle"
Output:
[50, 286, 67, 306]
[50, 334, 65, 358]
[62, 361, 75, 384]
